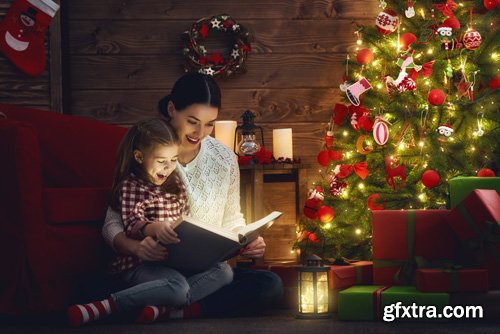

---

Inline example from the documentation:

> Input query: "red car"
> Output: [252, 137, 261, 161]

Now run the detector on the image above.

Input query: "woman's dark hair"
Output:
[111, 118, 181, 210]
[158, 73, 222, 120]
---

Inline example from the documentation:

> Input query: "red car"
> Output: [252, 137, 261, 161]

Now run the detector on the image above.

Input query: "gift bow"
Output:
[409, 61, 435, 80]
[337, 162, 369, 180]
[433, 0, 458, 17]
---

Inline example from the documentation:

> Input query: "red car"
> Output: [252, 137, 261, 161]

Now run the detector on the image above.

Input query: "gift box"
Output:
[338, 285, 386, 320]
[372, 210, 456, 286]
[381, 286, 449, 321]
[449, 176, 500, 208]
[338, 286, 449, 321]
[446, 189, 500, 288]
[416, 268, 488, 292]
[328, 261, 373, 289]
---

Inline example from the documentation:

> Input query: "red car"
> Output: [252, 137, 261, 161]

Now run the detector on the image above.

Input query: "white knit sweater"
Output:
[102, 136, 246, 249]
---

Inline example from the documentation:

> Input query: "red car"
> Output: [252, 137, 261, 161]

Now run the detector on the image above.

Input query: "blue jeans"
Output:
[198, 267, 284, 317]
[111, 262, 233, 313]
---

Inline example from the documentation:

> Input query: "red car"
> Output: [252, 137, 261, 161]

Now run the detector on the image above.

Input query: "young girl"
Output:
[67, 118, 233, 327]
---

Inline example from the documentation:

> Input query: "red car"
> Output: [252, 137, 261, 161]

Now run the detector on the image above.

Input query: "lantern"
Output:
[296, 255, 331, 319]
[233, 110, 265, 156]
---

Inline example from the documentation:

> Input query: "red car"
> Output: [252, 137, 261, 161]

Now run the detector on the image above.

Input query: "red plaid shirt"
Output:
[110, 173, 189, 274]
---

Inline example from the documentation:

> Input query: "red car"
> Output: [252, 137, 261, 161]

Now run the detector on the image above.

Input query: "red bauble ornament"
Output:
[428, 89, 446, 106]
[490, 74, 500, 90]
[484, 0, 500, 10]
[317, 205, 335, 223]
[329, 150, 343, 161]
[357, 48, 374, 65]
[317, 150, 330, 166]
[400, 32, 417, 50]
[367, 193, 384, 210]
[421, 170, 441, 188]
[303, 198, 321, 219]
[463, 29, 482, 50]
[308, 232, 321, 243]
[376, 9, 399, 35]
[477, 168, 496, 177]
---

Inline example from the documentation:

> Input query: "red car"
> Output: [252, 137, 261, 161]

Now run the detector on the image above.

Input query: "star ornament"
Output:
[231, 48, 240, 59]
[211, 18, 222, 29]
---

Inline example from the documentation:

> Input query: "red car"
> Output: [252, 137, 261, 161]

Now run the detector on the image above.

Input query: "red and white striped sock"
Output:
[136, 303, 201, 324]
[67, 297, 116, 327]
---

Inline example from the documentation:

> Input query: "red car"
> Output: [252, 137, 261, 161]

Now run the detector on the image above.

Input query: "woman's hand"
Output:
[240, 236, 266, 258]
[134, 236, 168, 261]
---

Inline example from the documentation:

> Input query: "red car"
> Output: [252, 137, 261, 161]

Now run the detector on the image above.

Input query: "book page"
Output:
[175, 214, 240, 242]
[239, 211, 282, 243]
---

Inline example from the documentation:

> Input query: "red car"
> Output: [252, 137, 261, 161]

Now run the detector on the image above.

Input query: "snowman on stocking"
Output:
[0, 0, 59, 76]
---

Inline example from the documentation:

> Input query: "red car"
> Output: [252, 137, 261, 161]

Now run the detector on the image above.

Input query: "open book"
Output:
[164, 211, 282, 274]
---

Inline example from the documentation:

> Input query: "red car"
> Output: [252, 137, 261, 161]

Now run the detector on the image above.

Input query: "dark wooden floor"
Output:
[2, 310, 499, 334]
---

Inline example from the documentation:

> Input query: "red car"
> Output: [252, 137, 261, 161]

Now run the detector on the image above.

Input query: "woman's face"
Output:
[168, 102, 218, 151]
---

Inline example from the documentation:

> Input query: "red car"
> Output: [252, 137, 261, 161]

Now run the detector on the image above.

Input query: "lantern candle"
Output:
[273, 128, 293, 160]
[214, 120, 237, 150]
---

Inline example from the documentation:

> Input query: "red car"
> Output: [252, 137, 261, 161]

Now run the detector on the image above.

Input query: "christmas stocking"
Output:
[0, 0, 59, 76]
[346, 77, 372, 106]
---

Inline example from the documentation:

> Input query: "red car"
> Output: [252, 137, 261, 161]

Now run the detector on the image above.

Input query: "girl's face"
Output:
[134, 143, 179, 186]
[167, 102, 218, 151]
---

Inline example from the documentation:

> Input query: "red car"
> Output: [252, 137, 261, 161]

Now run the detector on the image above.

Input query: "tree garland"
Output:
[182, 14, 252, 77]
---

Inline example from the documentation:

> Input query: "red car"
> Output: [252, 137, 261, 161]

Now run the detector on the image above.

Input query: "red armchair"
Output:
[0, 104, 126, 315]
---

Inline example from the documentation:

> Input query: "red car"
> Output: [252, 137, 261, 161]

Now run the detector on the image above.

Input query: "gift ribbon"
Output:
[373, 286, 390, 320]
[456, 202, 500, 263]
[373, 210, 416, 285]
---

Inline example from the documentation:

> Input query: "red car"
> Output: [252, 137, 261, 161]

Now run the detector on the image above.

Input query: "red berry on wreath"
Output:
[477, 168, 496, 177]
[421, 170, 441, 188]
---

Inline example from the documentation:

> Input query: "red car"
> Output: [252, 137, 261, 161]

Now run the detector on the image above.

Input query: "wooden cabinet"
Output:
[240, 164, 307, 263]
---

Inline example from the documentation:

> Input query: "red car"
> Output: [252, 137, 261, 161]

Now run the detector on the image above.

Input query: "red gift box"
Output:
[328, 261, 373, 289]
[416, 268, 488, 292]
[446, 189, 500, 288]
[372, 210, 456, 286]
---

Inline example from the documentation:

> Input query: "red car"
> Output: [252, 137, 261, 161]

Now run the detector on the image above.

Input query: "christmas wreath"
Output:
[182, 14, 252, 77]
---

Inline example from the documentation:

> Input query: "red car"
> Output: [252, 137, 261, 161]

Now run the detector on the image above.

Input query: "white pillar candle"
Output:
[214, 120, 237, 150]
[273, 128, 293, 160]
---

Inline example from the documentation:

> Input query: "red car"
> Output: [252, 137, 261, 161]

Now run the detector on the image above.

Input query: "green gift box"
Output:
[381, 286, 450, 321]
[449, 177, 500, 208]
[338, 286, 449, 321]
[338, 286, 385, 320]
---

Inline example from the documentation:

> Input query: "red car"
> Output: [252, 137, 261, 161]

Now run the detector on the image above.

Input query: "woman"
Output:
[102, 73, 283, 321]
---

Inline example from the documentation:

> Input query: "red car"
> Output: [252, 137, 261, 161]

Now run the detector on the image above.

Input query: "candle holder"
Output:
[234, 110, 264, 156]
[296, 254, 331, 319]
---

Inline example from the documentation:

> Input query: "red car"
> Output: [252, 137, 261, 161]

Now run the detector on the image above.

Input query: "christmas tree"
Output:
[294, 0, 499, 262]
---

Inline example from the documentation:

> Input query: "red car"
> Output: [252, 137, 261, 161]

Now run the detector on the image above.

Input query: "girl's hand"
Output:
[240, 236, 266, 258]
[135, 236, 168, 261]
[156, 221, 180, 245]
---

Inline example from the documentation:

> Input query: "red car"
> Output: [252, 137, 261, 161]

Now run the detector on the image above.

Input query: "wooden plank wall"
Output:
[64, 0, 378, 170]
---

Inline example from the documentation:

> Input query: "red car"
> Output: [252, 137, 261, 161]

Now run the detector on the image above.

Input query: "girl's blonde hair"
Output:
[111, 118, 181, 210]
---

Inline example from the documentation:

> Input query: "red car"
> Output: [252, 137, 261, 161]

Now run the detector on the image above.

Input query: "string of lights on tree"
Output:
[293, 0, 499, 262]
